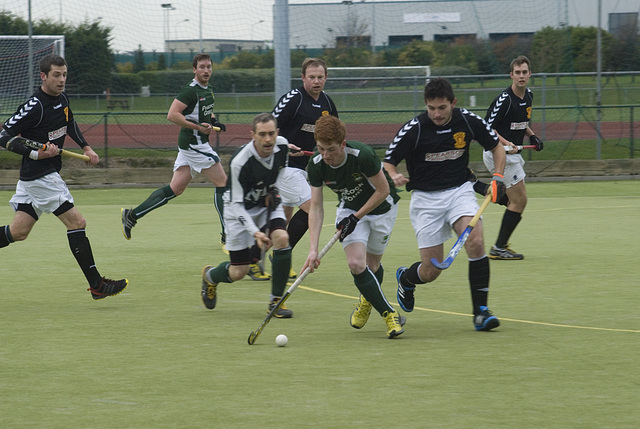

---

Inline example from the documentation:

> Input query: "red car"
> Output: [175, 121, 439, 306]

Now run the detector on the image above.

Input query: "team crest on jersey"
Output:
[322, 111, 329, 116]
[352, 173, 363, 182]
[526, 106, 532, 119]
[64, 107, 69, 122]
[453, 132, 466, 148]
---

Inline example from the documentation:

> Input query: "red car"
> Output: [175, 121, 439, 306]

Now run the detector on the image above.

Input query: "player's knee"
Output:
[421, 264, 440, 282]
[271, 230, 290, 249]
[229, 265, 249, 282]
[347, 259, 367, 275]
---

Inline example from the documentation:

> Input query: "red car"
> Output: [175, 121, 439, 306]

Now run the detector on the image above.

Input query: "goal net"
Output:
[0, 35, 65, 111]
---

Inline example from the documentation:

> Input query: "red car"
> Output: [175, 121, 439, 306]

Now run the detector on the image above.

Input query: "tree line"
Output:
[2, 9, 639, 94]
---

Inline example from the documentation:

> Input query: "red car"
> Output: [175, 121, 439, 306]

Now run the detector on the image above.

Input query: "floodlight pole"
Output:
[596, 0, 602, 160]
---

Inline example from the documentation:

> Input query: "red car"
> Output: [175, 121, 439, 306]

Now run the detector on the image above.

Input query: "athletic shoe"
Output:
[383, 311, 405, 338]
[396, 267, 415, 312]
[88, 277, 128, 300]
[268, 297, 293, 318]
[121, 208, 136, 240]
[489, 244, 524, 260]
[248, 263, 270, 281]
[474, 306, 500, 331]
[201, 265, 217, 309]
[350, 294, 372, 329]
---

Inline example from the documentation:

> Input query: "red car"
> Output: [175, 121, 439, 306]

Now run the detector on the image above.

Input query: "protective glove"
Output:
[211, 117, 226, 132]
[490, 173, 507, 204]
[530, 135, 543, 151]
[265, 185, 281, 211]
[336, 214, 359, 242]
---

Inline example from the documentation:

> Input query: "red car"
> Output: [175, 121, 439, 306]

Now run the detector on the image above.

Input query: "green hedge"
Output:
[110, 69, 277, 94]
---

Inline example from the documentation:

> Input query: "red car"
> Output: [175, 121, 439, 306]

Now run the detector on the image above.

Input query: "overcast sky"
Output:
[2, 0, 638, 52]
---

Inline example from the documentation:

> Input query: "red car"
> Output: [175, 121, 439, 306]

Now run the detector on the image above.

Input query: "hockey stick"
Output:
[248, 229, 342, 345]
[504, 145, 536, 151]
[430, 193, 492, 270]
[290, 148, 314, 156]
[7, 136, 90, 161]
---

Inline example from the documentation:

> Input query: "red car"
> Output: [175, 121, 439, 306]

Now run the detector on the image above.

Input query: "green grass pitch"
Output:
[0, 181, 639, 428]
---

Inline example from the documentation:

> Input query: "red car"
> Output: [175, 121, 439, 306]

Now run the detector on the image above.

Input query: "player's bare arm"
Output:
[494, 130, 519, 154]
[383, 162, 409, 187]
[167, 99, 212, 135]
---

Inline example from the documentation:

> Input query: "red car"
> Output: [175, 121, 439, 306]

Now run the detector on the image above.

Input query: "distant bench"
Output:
[107, 99, 129, 110]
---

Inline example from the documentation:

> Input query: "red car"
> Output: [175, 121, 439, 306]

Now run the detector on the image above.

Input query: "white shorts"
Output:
[276, 167, 311, 208]
[335, 203, 398, 255]
[9, 172, 74, 217]
[223, 203, 286, 252]
[483, 151, 526, 188]
[410, 182, 478, 249]
[174, 144, 221, 178]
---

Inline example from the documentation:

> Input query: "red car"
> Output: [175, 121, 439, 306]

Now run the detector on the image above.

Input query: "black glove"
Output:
[336, 214, 359, 242]
[530, 135, 543, 151]
[211, 117, 226, 132]
[265, 185, 281, 212]
[490, 174, 507, 204]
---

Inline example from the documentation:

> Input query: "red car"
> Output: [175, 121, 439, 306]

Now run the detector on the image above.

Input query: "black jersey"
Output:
[384, 108, 499, 192]
[228, 136, 289, 211]
[272, 86, 338, 170]
[0, 87, 88, 181]
[485, 86, 533, 146]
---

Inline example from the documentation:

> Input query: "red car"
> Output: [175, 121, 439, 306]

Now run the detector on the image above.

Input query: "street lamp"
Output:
[175, 18, 190, 39]
[161, 3, 176, 52]
[251, 19, 265, 41]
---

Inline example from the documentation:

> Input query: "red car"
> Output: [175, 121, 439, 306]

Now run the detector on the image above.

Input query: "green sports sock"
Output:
[373, 263, 384, 285]
[270, 247, 292, 297]
[214, 186, 226, 237]
[207, 261, 233, 284]
[352, 268, 394, 316]
[132, 185, 176, 219]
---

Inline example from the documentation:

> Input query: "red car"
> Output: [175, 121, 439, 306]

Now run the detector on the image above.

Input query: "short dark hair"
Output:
[192, 53, 212, 68]
[301, 58, 327, 76]
[510, 55, 531, 73]
[252, 113, 277, 132]
[39, 54, 67, 75]
[424, 77, 455, 103]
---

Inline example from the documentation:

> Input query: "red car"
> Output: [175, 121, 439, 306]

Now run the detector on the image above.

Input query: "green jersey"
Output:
[307, 140, 400, 215]
[175, 79, 216, 149]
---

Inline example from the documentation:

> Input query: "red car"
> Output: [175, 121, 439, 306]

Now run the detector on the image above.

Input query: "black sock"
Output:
[495, 209, 522, 249]
[403, 261, 425, 286]
[67, 229, 101, 286]
[469, 257, 490, 315]
[286, 210, 308, 250]
[0, 225, 14, 248]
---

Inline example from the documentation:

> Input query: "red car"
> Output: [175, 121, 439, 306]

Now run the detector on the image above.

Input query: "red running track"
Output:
[78, 121, 639, 149]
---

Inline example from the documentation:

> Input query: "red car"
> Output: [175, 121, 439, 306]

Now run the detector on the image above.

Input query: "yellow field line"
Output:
[297, 284, 640, 333]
